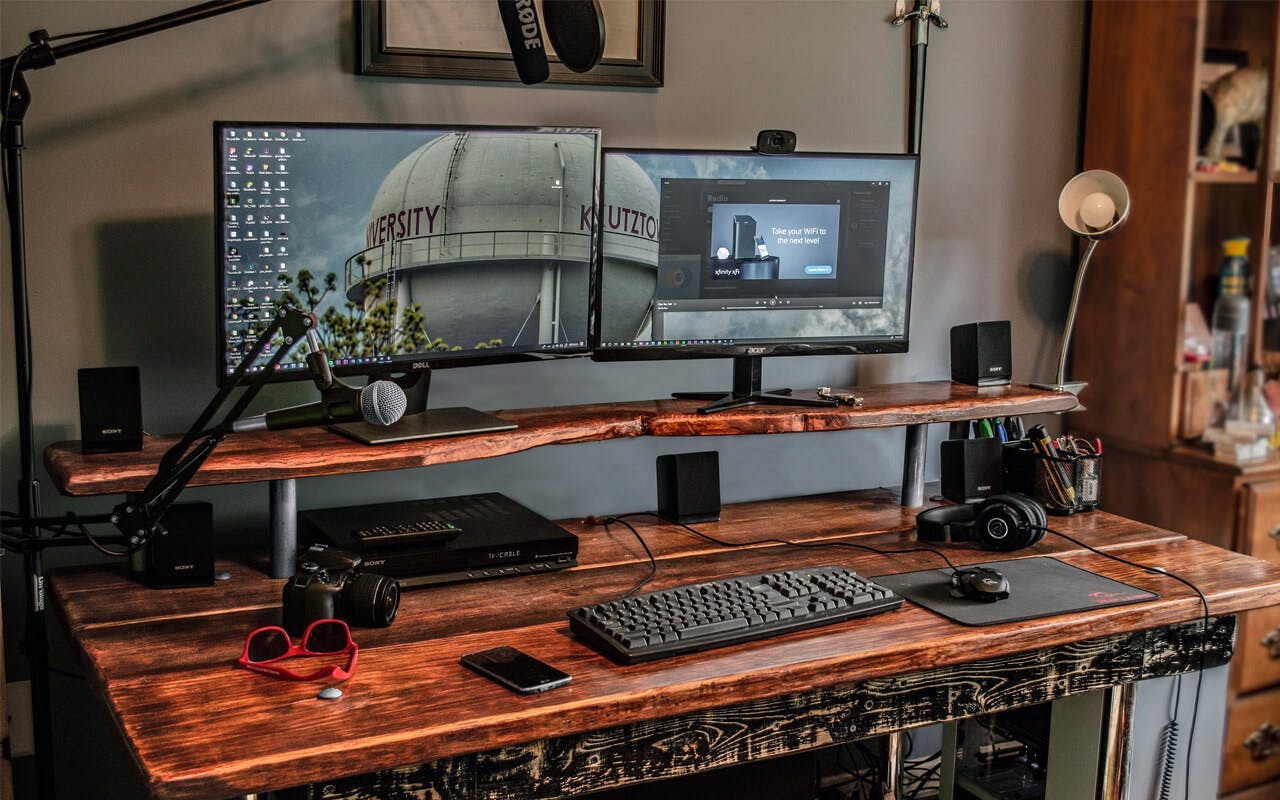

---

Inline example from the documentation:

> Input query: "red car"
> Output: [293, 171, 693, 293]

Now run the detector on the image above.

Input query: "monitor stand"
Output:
[672, 356, 839, 415]
[329, 368, 516, 445]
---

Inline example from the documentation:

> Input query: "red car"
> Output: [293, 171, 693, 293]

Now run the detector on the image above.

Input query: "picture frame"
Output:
[355, 0, 665, 88]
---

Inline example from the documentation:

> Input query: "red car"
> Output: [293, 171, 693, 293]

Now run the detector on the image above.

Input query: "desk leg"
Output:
[269, 478, 297, 579]
[901, 424, 927, 507]
[938, 720, 958, 799]
[1098, 683, 1135, 799]
[880, 731, 905, 798]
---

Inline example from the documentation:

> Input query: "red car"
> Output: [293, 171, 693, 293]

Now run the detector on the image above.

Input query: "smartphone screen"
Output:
[460, 646, 572, 694]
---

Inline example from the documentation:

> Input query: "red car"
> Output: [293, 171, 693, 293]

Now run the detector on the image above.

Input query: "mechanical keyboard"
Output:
[567, 565, 903, 664]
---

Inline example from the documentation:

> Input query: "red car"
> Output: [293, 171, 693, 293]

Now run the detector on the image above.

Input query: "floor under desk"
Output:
[46, 489, 1280, 800]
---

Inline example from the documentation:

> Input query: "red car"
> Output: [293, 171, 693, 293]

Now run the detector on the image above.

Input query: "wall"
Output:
[0, 0, 1086, 796]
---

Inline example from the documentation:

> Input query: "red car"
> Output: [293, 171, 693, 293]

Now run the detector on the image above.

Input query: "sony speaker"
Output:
[950, 321, 1012, 386]
[143, 502, 215, 588]
[78, 366, 143, 454]
[940, 438, 1004, 503]
[657, 451, 721, 524]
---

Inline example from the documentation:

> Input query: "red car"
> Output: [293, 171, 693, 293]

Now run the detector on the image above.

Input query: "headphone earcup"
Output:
[975, 494, 1041, 551]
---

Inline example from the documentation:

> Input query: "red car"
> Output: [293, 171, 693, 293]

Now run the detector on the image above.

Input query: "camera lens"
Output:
[770, 134, 785, 148]
[342, 572, 401, 628]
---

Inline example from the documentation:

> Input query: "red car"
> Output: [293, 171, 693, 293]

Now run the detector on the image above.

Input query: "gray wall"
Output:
[0, 0, 1085, 795]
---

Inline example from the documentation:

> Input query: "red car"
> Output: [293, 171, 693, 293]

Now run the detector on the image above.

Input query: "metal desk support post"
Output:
[902, 423, 927, 506]
[269, 478, 297, 578]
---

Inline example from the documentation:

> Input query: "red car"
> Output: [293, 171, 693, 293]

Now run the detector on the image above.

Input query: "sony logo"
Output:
[174, 564, 193, 571]
[976, 484, 993, 491]
[746, 346, 767, 355]
[987, 365, 1005, 373]
[363, 559, 386, 567]
[101, 428, 123, 435]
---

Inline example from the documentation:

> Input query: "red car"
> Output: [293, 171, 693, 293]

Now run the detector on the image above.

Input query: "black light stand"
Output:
[0, 3, 271, 797]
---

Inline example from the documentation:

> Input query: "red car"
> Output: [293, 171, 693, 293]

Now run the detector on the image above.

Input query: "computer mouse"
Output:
[950, 567, 1011, 603]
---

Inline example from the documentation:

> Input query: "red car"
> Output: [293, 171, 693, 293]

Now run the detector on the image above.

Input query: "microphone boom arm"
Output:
[113, 304, 315, 546]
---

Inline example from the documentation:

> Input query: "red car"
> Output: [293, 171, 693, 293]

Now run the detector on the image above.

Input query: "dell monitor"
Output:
[592, 148, 919, 412]
[215, 123, 600, 441]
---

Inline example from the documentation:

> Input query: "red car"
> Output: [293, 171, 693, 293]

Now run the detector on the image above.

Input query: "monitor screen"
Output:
[593, 149, 918, 359]
[215, 123, 600, 384]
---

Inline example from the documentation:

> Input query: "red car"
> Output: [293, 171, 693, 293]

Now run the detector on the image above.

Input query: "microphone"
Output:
[232, 380, 408, 433]
[497, 0, 550, 84]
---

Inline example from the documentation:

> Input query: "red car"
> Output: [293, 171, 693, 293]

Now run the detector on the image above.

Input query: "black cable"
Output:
[905, 762, 942, 800]
[1035, 524, 1208, 800]
[609, 511, 965, 575]
[597, 517, 657, 599]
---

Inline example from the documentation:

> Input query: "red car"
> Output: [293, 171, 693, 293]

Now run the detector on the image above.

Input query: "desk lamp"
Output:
[1033, 169, 1131, 394]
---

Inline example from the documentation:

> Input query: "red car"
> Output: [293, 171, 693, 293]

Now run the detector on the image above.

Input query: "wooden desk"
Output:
[48, 490, 1280, 800]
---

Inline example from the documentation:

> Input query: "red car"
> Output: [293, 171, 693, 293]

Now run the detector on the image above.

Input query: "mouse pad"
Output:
[874, 556, 1159, 627]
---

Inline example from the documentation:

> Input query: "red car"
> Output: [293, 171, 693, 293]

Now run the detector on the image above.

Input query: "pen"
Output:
[1028, 425, 1077, 505]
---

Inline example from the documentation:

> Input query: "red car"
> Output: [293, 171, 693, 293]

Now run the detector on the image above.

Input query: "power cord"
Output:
[595, 516, 657, 598]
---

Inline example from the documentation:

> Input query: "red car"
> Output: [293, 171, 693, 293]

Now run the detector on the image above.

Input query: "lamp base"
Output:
[1030, 380, 1088, 396]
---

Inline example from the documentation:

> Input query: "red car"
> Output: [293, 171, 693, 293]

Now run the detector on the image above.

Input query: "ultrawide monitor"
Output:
[593, 149, 919, 361]
[214, 123, 601, 386]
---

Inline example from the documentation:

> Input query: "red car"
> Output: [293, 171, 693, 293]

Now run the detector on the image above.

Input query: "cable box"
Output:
[298, 492, 578, 588]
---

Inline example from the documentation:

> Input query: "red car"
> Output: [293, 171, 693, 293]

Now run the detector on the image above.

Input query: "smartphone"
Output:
[460, 646, 572, 695]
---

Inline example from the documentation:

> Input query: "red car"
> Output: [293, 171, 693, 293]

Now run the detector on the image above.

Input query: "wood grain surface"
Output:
[47, 490, 1280, 800]
[44, 382, 1078, 496]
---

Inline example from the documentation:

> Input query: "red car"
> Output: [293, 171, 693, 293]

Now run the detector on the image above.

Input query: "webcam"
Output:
[754, 129, 796, 155]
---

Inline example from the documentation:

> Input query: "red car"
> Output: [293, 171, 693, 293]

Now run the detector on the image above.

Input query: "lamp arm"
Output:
[1054, 237, 1099, 388]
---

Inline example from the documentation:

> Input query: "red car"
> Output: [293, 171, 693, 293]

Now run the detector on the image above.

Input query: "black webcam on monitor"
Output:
[754, 129, 797, 155]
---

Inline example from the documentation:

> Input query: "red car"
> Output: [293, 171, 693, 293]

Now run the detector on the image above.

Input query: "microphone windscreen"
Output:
[542, 0, 605, 73]
[497, 0, 551, 85]
[362, 381, 408, 426]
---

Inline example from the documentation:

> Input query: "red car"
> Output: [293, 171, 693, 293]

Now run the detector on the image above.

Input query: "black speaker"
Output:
[143, 502, 214, 588]
[78, 366, 143, 454]
[950, 321, 1012, 386]
[657, 451, 721, 524]
[940, 438, 1004, 503]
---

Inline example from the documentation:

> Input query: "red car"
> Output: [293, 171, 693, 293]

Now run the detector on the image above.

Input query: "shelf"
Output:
[1194, 169, 1260, 184]
[44, 381, 1079, 497]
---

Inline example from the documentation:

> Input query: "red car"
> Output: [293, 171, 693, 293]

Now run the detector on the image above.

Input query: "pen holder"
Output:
[1004, 442, 1101, 515]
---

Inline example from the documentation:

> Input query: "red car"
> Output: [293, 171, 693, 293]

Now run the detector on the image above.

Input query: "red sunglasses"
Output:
[237, 619, 358, 682]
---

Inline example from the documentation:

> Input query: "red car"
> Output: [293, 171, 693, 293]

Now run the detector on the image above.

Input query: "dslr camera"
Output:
[282, 544, 401, 636]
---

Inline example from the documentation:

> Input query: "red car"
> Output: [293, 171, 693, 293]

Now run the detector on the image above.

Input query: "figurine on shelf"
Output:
[1203, 66, 1268, 167]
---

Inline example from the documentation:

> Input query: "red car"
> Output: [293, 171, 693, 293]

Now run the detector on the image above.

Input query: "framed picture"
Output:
[356, 0, 664, 87]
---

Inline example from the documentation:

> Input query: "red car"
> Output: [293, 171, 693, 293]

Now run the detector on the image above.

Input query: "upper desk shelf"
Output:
[45, 381, 1078, 497]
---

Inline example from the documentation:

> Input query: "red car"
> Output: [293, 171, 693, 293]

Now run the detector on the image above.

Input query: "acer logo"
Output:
[746, 346, 767, 355]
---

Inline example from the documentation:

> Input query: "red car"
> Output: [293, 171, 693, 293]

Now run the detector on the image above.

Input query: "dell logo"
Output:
[411, 362, 430, 370]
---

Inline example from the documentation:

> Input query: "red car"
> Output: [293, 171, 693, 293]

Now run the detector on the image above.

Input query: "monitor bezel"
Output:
[213, 121, 602, 387]
[589, 147, 919, 362]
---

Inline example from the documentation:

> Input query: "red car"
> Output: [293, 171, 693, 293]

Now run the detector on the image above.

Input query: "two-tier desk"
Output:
[41, 383, 1280, 799]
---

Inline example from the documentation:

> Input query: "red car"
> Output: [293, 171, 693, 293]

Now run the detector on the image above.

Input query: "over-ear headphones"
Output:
[916, 493, 1047, 552]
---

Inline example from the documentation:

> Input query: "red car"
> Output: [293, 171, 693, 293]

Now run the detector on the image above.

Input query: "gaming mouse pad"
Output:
[875, 556, 1159, 627]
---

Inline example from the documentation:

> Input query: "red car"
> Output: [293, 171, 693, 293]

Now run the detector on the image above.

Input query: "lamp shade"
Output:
[1058, 169, 1130, 239]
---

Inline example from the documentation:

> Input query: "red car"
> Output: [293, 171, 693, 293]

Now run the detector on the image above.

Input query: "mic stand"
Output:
[890, 0, 948, 155]
[1, 6, 270, 796]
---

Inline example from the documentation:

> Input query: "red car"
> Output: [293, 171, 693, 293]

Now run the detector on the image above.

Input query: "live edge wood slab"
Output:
[44, 381, 1077, 496]
[48, 489, 1280, 800]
